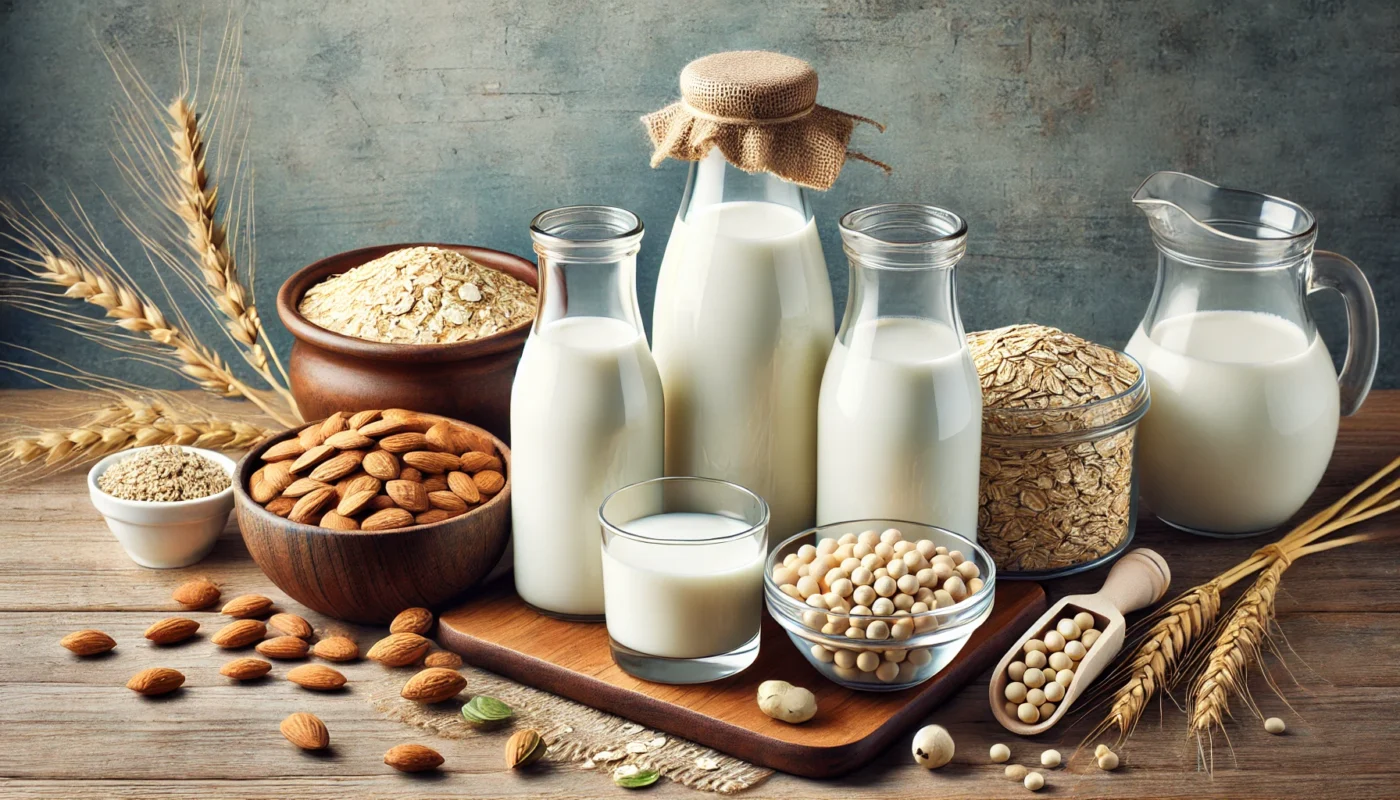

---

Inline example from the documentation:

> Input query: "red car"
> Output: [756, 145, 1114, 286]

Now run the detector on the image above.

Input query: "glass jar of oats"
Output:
[969, 324, 1150, 578]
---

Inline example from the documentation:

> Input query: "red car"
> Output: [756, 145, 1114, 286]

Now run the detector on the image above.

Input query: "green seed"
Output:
[614, 768, 660, 789]
[461, 695, 513, 727]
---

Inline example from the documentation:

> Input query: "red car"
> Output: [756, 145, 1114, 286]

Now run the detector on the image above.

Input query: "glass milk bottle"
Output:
[510, 206, 664, 618]
[652, 151, 833, 545]
[817, 205, 982, 538]
[1125, 172, 1379, 536]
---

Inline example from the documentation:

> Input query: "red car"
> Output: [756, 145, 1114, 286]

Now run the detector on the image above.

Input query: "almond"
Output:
[505, 729, 547, 769]
[289, 486, 336, 524]
[172, 578, 220, 610]
[324, 429, 375, 450]
[424, 651, 463, 670]
[421, 476, 448, 493]
[384, 743, 444, 772]
[383, 410, 438, 432]
[458, 451, 503, 473]
[257, 636, 311, 660]
[336, 489, 378, 517]
[261, 438, 307, 462]
[60, 629, 116, 656]
[461, 428, 496, 457]
[252, 461, 293, 503]
[424, 421, 463, 452]
[319, 511, 360, 531]
[358, 418, 413, 438]
[447, 471, 481, 504]
[362, 450, 401, 480]
[428, 490, 468, 515]
[220, 657, 272, 680]
[401, 450, 460, 474]
[348, 409, 382, 429]
[399, 467, 424, 483]
[280, 712, 330, 750]
[415, 509, 452, 525]
[212, 619, 267, 648]
[287, 663, 347, 691]
[363, 507, 414, 531]
[401, 667, 467, 703]
[127, 667, 185, 696]
[268, 613, 314, 639]
[367, 632, 431, 667]
[473, 470, 506, 496]
[312, 636, 360, 662]
[320, 411, 348, 437]
[367, 494, 399, 511]
[222, 594, 274, 619]
[386, 480, 430, 512]
[289, 443, 335, 474]
[282, 477, 332, 498]
[298, 423, 328, 449]
[265, 496, 296, 517]
[378, 432, 430, 453]
[310, 450, 367, 482]
[144, 617, 200, 645]
[390, 607, 434, 635]
[344, 474, 382, 497]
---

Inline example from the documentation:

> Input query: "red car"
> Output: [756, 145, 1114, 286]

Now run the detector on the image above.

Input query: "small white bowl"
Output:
[87, 446, 236, 569]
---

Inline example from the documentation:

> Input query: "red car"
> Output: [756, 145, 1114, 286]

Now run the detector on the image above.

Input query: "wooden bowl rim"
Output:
[234, 412, 511, 539]
[276, 242, 538, 363]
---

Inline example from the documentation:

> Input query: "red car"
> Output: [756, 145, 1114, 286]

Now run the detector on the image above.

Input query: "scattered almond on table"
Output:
[384, 743, 445, 773]
[389, 607, 434, 635]
[401, 667, 467, 704]
[220, 658, 272, 681]
[281, 712, 330, 751]
[286, 664, 347, 691]
[127, 667, 185, 696]
[368, 632, 431, 667]
[60, 630, 116, 656]
[144, 618, 200, 645]
[248, 410, 506, 532]
[172, 578, 221, 609]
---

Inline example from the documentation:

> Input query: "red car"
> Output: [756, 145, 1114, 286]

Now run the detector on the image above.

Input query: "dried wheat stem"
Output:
[1189, 559, 1286, 738]
[164, 96, 296, 416]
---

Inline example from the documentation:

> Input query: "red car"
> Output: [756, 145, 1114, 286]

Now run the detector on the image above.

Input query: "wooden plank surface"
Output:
[437, 583, 1045, 777]
[1, 389, 1398, 799]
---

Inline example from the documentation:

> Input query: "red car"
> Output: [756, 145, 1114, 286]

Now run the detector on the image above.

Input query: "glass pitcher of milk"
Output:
[1125, 172, 1379, 537]
[652, 150, 835, 544]
[510, 206, 665, 618]
[816, 205, 982, 538]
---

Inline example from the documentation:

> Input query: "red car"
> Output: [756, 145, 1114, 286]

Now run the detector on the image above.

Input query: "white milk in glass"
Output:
[510, 316, 664, 616]
[817, 317, 982, 535]
[1126, 310, 1339, 533]
[652, 201, 833, 544]
[601, 512, 764, 659]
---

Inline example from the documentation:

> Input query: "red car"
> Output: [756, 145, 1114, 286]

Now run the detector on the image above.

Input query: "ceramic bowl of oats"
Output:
[277, 243, 538, 439]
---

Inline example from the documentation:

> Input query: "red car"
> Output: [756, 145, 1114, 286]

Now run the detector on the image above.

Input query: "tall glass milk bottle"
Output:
[511, 206, 664, 619]
[817, 205, 982, 538]
[652, 150, 834, 544]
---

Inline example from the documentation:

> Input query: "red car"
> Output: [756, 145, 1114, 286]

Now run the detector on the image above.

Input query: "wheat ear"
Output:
[165, 95, 295, 414]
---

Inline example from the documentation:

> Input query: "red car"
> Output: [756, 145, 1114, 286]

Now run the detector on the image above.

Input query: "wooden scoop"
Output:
[989, 548, 1170, 735]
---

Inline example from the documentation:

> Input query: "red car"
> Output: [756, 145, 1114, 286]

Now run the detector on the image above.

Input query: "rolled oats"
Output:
[299, 246, 537, 345]
[968, 325, 1147, 573]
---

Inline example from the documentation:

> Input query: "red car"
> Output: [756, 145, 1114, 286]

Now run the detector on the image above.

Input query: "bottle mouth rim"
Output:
[839, 204, 968, 247]
[529, 205, 644, 244]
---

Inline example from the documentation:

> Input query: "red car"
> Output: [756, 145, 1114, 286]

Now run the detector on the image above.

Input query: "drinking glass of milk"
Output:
[817, 205, 982, 538]
[599, 477, 769, 684]
[1125, 172, 1379, 537]
[511, 206, 665, 618]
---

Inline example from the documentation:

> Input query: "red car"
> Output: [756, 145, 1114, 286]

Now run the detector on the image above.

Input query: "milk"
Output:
[652, 201, 834, 544]
[1126, 310, 1340, 534]
[601, 512, 764, 659]
[817, 318, 982, 536]
[510, 316, 664, 617]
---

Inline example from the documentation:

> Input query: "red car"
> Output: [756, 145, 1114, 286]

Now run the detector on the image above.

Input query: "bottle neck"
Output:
[677, 149, 814, 222]
[529, 206, 646, 335]
[836, 204, 969, 343]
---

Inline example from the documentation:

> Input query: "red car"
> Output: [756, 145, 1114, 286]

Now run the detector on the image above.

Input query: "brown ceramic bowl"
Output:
[233, 412, 511, 624]
[277, 243, 536, 441]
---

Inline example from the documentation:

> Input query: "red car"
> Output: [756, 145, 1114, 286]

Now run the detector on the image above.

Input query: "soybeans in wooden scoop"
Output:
[989, 548, 1170, 735]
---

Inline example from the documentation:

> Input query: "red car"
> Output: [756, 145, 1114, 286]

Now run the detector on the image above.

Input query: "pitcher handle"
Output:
[1308, 251, 1379, 416]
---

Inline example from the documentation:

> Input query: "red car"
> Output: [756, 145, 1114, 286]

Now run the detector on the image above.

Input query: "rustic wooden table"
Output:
[2, 390, 1396, 799]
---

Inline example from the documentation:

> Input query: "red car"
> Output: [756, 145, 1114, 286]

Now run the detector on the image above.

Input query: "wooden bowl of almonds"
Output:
[233, 409, 511, 624]
[277, 243, 538, 441]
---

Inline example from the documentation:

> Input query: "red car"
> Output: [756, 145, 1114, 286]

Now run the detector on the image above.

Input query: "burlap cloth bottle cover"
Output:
[643, 50, 889, 189]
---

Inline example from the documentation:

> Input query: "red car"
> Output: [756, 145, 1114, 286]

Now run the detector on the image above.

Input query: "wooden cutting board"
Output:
[438, 581, 1046, 778]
